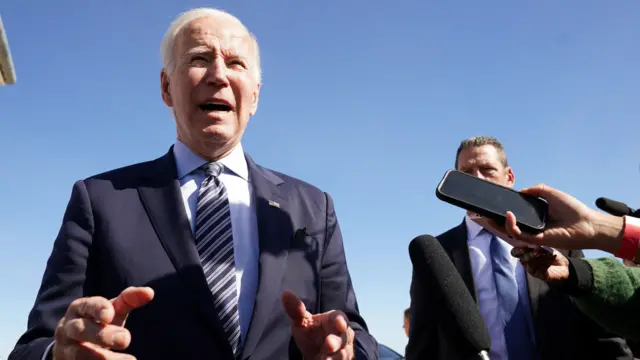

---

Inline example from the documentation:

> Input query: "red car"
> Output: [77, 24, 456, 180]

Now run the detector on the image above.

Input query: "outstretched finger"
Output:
[111, 286, 154, 326]
[281, 290, 309, 327]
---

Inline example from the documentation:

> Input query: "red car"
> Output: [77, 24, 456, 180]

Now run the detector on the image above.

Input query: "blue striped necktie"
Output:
[489, 233, 536, 360]
[194, 162, 241, 355]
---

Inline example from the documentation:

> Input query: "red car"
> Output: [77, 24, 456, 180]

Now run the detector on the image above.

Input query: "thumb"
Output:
[110, 286, 154, 325]
[281, 290, 308, 327]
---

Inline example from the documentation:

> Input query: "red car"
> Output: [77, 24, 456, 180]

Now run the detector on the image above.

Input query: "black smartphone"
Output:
[435, 169, 548, 234]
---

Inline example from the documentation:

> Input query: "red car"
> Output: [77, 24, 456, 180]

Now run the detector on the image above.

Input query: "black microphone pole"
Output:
[409, 235, 492, 359]
[595, 197, 640, 218]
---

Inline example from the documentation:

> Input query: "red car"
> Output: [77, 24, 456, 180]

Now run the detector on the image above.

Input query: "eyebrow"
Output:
[185, 46, 212, 56]
[184, 45, 248, 60]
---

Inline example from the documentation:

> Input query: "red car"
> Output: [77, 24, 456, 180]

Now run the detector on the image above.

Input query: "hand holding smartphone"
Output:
[436, 170, 553, 254]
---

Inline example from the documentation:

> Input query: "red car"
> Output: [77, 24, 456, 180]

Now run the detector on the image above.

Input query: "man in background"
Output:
[9, 8, 377, 360]
[406, 136, 632, 360]
[403, 308, 410, 337]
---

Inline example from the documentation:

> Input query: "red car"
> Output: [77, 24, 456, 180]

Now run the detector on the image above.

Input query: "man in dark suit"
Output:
[406, 136, 632, 360]
[9, 8, 377, 360]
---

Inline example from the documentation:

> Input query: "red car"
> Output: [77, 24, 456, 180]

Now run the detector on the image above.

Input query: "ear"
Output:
[506, 167, 515, 187]
[249, 82, 261, 116]
[160, 69, 173, 107]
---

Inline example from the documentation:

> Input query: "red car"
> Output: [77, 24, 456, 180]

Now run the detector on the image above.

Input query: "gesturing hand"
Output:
[53, 286, 154, 360]
[282, 290, 355, 360]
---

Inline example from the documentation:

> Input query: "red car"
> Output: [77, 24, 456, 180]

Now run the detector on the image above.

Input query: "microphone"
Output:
[409, 235, 491, 360]
[595, 197, 640, 217]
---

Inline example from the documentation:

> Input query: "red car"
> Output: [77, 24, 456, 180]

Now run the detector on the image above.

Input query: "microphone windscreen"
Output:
[595, 197, 632, 217]
[409, 235, 491, 352]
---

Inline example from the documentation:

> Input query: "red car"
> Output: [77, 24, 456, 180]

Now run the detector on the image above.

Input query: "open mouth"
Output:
[199, 102, 232, 112]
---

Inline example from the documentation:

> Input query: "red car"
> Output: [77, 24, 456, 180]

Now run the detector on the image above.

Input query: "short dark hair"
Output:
[404, 307, 410, 320]
[455, 136, 508, 169]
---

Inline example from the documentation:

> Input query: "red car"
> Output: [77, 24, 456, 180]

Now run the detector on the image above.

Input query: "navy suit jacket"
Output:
[9, 148, 378, 360]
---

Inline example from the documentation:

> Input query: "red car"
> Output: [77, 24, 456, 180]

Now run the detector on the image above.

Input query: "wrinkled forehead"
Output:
[176, 16, 253, 55]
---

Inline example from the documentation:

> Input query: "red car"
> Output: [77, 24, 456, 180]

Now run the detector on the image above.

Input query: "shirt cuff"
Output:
[42, 340, 55, 360]
[563, 257, 594, 296]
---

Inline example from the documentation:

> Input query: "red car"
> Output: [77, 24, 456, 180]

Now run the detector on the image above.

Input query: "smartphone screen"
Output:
[436, 170, 548, 232]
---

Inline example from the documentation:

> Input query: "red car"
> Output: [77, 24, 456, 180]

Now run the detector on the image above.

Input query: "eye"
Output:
[480, 168, 500, 178]
[228, 59, 246, 68]
[191, 56, 210, 66]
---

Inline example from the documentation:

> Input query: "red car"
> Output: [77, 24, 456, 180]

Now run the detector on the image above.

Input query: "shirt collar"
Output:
[173, 139, 249, 181]
[464, 214, 485, 240]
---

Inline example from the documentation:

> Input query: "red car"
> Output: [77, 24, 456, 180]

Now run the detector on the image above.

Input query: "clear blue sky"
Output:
[1, 0, 639, 356]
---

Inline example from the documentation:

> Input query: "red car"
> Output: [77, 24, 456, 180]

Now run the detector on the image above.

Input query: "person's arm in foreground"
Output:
[516, 248, 640, 340]
[474, 184, 640, 339]
[9, 181, 153, 360]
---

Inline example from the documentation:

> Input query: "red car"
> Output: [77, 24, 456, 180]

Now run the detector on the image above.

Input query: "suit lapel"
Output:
[241, 155, 292, 359]
[137, 148, 233, 358]
[448, 220, 541, 312]
[442, 222, 478, 301]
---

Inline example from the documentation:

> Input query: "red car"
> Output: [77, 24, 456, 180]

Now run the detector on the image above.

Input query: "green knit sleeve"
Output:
[570, 257, 640, 339]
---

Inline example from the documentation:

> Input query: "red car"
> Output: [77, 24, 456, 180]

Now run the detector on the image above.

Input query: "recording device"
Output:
[408, 235, 491, 360]
[436, 170, 548, 234]
[595, 197, 640, 218]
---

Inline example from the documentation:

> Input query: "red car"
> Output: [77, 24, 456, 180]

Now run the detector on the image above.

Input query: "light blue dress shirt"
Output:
[465, 216, 537, 360]
[173, 139, 259, 344]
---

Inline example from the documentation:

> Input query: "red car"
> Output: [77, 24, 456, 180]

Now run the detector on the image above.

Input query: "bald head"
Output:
[160, 8, 261, 83]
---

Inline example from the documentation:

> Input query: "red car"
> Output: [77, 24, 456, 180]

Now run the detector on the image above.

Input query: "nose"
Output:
[469, 169, 485, 179]
[205, 58, 230, 87]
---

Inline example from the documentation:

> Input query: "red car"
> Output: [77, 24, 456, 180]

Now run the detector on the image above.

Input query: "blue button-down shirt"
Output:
[173, 139, 259, 343]
[465, 216, 537, 360]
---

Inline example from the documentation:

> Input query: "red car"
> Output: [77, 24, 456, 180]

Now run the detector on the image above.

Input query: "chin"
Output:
[199, 126, 236, 143]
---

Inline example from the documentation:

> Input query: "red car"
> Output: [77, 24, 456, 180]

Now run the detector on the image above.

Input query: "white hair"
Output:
[160, 8, 262, 83]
